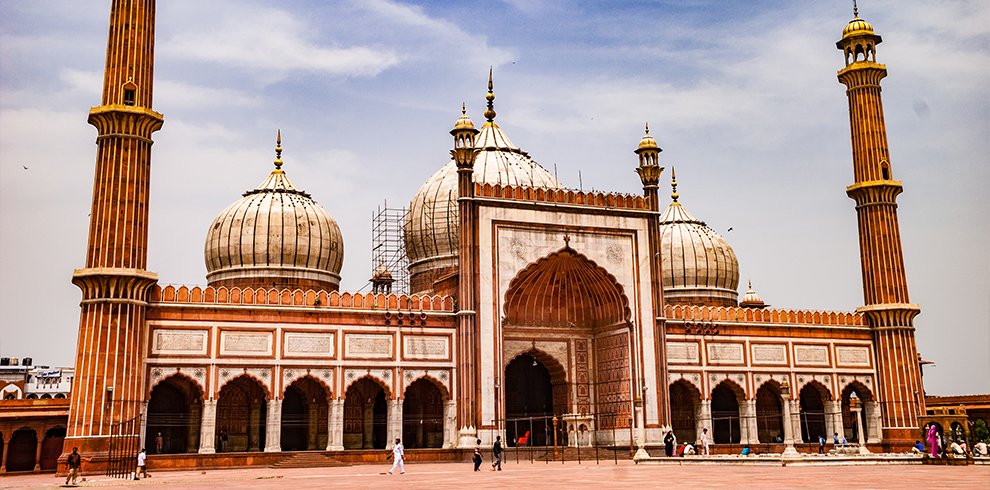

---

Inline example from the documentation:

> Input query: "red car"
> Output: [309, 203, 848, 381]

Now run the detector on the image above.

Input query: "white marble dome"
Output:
[658, 187, 739, 307]
[205, 143, 343, 291]
[404, 117, 560, 294]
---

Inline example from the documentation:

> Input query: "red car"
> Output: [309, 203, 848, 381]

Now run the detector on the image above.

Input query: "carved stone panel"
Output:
[707, 342, 744, 364]
[794, 345, 830, 366]
[344, 334, 393, 359]
[219, 331, 272, 356]
[403, 335, 449, 360]
[835, 346, 871, 367]
[667, 341, 701, 364]
[284, 332, 335, 358]
[151, 329, 209, 356]
[751, 344, 787, 365]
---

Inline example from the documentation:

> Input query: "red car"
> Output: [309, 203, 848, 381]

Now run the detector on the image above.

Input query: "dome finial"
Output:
[274, 129, 283, 169]
[853, 0, 859, 18]
[462, 101, 467, 115]
[670, 166, 679, 203]
[484, 67, 497, 123]
[645, 122, 650, 134]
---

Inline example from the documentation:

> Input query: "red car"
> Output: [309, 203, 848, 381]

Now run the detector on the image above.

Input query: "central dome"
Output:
[204, 134, 343, 291]
[404, 94, 560, 295]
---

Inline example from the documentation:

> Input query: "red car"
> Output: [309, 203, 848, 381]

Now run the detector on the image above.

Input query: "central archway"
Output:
[711, 381, 743, 444]
[216, 375, 268, 452]
[147, 374, 203, 454]
[505, 353, 563, 447]
[402, 378, 445, 449]
[281, 377, 329, 451]
[343, 377, 388, 449]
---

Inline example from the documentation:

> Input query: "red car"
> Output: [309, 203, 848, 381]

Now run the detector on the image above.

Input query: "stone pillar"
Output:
[823, 400, 836, 439]
[698, 400, 712, 445]
[830, 401, 845, 442]
[33, 430, 43, 472]
[852, 405, 870, 454]
[780, 385, 798, 457]
[866, 400, 882, 444]
[188, 403, 201, 452]
[789, 400, 802, 444]
[139, 401, 149, 451]
[362, 404, 374, 449]
[1, 433, 9, 472]
[743, 399, 760, 445]
[444, 400, 456, 448]
[264, 399, 281, 452]
[328, 399, 344, 451]
[633, 399, 649, 459]
[199, 400, 216, 454]
[307, 402, 319, 450]
[386, 399, 402, 449]
[248, 401, 262, 451]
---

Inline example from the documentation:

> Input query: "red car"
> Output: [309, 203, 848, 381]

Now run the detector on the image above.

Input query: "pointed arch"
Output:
[504, 348, 567, 385]
[503, 245, 630, 330]
[403, 373, 450, 401]
[218, 372, 271, 400]
[148, 371, 206, 400]
[283, 372, 333, 400]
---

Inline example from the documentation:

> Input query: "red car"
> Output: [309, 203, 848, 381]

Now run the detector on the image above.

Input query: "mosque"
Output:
[61, 0, 926, 471]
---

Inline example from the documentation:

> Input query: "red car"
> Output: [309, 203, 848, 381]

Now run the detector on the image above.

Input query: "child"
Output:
[473, 447, 483, 471]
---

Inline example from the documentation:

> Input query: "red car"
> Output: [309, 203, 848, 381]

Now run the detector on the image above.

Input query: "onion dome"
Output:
[404, 73, 560, 295]
[842, 2, 875, 39]
[637, 123, 659, 151]
[739, 280, 767, 308]
[204, 132, 344, 291]
[658, 169, 740, 307]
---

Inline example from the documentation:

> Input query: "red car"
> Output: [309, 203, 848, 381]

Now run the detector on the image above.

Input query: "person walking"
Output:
[818, 434, 826, 454]
[700, 428, 711, 456]
[387, 438, 405, 475]
[491, 435, 503, 471]
[135, 448, 148, 480]
[65, 447, 81, 486]
[664, 431, 675, 457]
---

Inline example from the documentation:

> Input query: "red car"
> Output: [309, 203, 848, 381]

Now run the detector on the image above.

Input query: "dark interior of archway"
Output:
[147, 378, 201, 454]
[505, 354, 555, 447]
[841, 387, 870, 443]
[711, 383, 741, 444]
[343, 378, 387, 450]
[799, 385, 827, 443]
[40, 427, 66, 471]
[402, 378, 444, 449]
[280, 378, 329, 451]
[6, 428, 37, 472]
[217, 376, 267, 452]
[755, 385, 783, 443]
[669, 382, 699, 444]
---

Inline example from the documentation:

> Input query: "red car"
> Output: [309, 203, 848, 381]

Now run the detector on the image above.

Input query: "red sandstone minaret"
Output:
[64, 0, 163, 467]
[836, 4, 923, 444]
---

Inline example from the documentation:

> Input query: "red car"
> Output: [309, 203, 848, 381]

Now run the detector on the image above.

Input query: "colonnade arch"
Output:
[280, 376, 330, 451]
[402, 377, 446, 449]
[799, 382, 830, 442]
[711, 380, 744, 444]
[343, 377, 389, 449]
[754, 382, 784, 443]
[216, 375, 269, 452]
[841, 382, 874, 443]
[4, 428, 37, 472]
[147, 374, 203, 453]
[669, 380, 701, 444]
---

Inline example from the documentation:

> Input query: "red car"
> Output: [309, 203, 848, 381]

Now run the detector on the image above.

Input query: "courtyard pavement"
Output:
[1, 461, 987, 489]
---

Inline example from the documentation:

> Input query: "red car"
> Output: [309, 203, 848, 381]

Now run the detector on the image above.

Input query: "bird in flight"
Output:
[727, 227, 734, 232]
[22, 165, 29, 170]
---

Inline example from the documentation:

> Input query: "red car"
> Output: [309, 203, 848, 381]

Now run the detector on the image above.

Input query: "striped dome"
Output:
[658, 198, 739, 307]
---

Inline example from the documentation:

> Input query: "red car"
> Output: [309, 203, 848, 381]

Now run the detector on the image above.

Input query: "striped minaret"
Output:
[64, 0, 163, 466]
[836, 5, 923, 445]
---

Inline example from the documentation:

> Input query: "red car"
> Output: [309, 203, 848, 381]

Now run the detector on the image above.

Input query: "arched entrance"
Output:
[799, 383, 828, 443]
[5, 428, 37, 472]
[147, 375, 203, 453]
[505, 353, 564, 447]
[755, 383, 783, 443]
[711, 381, 743, 444]
[343, 377, 388, 449]
[669, 380, 701, 444]
[216, 375, 268, 452]
[39, 427, 65, 471]
[502, 244, 633, 443]
[281, 377, 329, 451]
[841, 383, 872, 443]
[402, 378, 445, 449]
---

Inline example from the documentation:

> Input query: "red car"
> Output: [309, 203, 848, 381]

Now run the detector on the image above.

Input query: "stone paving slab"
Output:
[1, 461, 988, 490]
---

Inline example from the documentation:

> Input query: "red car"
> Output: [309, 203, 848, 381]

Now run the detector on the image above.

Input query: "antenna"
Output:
[578, 170, 583, 192]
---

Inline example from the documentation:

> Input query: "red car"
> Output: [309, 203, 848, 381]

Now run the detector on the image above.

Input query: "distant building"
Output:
[0, 358, 73, 400]
[0, 358, 71, 473]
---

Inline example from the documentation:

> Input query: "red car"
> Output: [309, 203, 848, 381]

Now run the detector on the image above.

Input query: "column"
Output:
[139, 402, 149, 452]
[780, 392, 798, 456]
[188, 403, 202, 452]
[830, 401, 845, 442]
[866, 400, 882, 444]
[1, 433, 9, 472]
[698, 400, 712, 445]
[789, 400, 802, 444]
[307, 402, 319, 450]
[744, 399, 759, 445]
[633, 399, 648, 459]
[327, 399, 343, 451]
[264, 399, 281, 452]
[199, 400, 216, 454]
[823, 400, 836, 439]
[33, 430, 43, 472]
[386, 399, 402, 449]
[444, 400, 456, 448]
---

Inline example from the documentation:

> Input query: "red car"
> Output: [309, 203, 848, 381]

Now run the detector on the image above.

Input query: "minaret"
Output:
[634, 124, 670, 433]
[65, 0, 164, 466]
[836, 3, 923, 444]
[452, 96, 480, 446]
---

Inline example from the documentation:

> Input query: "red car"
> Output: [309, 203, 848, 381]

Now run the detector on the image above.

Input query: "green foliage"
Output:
[973, 419, 990, 443]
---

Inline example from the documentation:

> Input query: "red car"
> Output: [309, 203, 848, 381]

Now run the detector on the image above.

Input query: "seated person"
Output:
[949, 441, 965, 455]
[912, 440, 924, 453]
[741, 447, 751, 456]
[677, 443, 695, 456]
[973, 441, 988, 456]
[773, 433, 783, 443]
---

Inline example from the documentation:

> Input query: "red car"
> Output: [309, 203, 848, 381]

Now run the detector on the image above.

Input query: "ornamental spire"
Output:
[853, 0, 859, 18]
[484, 67, 497, 123]
[274, 129, 284, 169]
[671, 166, 680, 202]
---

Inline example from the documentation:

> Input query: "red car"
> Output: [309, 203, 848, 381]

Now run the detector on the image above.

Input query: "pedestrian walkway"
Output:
[0, 461, 987, 489]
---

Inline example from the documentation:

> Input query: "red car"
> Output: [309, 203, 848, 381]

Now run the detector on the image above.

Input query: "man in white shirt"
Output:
[700, 428, 711, 456]
[135, 449, 148, 480]
[388, 438, 405, 475]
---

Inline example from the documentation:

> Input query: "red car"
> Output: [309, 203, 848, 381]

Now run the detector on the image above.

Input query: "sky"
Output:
[0, 0, 987, 396]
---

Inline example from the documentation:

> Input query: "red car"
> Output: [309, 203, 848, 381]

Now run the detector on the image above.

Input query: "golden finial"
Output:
[484, 67, 496, 122]
[853, 0, 859, 18]
[671, 166, 679, 202]
[274, 129, 283, 169]
[462, 101, 467, 115]
[645, 122, 650, 134]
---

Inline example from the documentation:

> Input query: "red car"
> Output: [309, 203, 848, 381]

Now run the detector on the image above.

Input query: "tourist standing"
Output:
[155, 432, 163, 454]
[664, 431, 675, 457]
[65, 447, 81, 486]
[387, 438, 405, 475]
[491, 435, 503, 471]
[700, 428, 711, 456]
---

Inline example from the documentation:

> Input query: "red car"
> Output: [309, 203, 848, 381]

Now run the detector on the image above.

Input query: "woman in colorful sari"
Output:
[925, 424, 940, 458]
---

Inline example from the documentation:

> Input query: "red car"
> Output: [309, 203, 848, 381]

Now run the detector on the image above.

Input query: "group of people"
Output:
[662, 427, 712, 457]
[917, 423, 988, 458]
[387, 435, 506, 476]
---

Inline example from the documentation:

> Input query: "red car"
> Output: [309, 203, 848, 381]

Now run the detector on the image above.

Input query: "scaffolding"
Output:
[370, 202, 410, 295]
